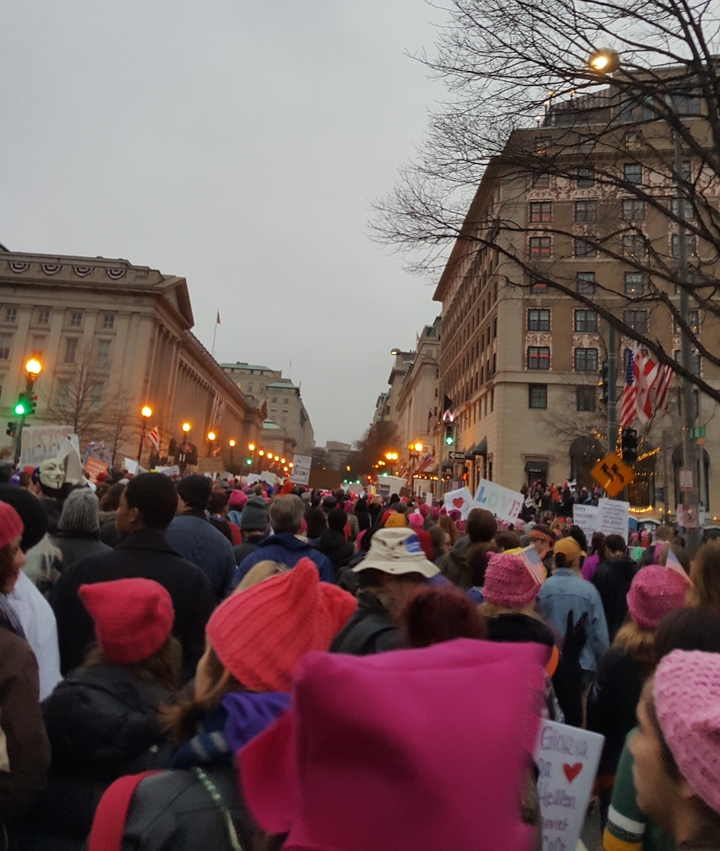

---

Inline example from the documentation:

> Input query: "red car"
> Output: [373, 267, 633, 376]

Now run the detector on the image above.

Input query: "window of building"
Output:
[270, 406, 277, 413]
[671, 232, 695, 257]
[576, 272, 596, 296]
[623, 163, 643, 184]
[671, 91, 701, 116]
[56, 380, 70, 408]
[535, 137, 550, 154]
[64, 337, 78, 364]
[620, 90, 653, 124]
[272, 397, 277, 403]
[4, 307, 17, 324]
[574, 199, 597, 222]
[529, 384, 547, 409]
[90, 383, 103, 410]
[574, 309, 597, 333]
[625, 272, 644, 295]
[576, 385, 596, 412]
[69, 311, 83, 328]
[530, 277, 547, 294]
[0, 334, 11, 360]
[674, 349, 700, 375]
[574, 236, 597, 257]
[623, 310, 648, 333]
[574, 348, 598, 372]
[528, 308, 550, 332]
[282, 407, 289, 413]
[622, 199, 645, 221]
[532, 172, 550, 188]
[529, 201, 552, 223]
[37, 309, 50, 325]
[97, 340, 111, 367]
[281, 416, 287, 423]
[529, 236, 551, 257]
[674, 310, 699, 334]
[576, 167, 595, 187]
[31, 336, 46, 360]
[102, 314, 115, 329]
[622, 234, 647, 258]
[283, 397, 289, 404]
[491, 388, 494, 412]
[670, 198, 693, 221]
[527, 346, 550, 370]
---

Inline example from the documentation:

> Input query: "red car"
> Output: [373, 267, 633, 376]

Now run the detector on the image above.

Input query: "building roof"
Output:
[221, 363, 273, 372]
[262, 420, 281, 430]
[267, 381, 297, 390]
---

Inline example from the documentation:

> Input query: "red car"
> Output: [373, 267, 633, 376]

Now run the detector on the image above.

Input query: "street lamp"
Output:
[182, 422, 191, 435]
[25, 358, 42, 376]
[207, 431, 216, 457]
[229, 439, 236, 464]
[138, 405, 152, 464]
[588, 48, 619, 74]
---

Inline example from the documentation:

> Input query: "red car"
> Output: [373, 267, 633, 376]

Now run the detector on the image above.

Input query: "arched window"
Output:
[569, 436, 603, 491]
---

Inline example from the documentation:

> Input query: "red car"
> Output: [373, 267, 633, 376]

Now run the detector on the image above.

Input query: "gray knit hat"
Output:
[58, 487, 100, 534]
[240, 495, 269, 530]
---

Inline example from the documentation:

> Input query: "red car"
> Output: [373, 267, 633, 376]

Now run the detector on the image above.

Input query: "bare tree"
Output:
[374, 0, 720, 401]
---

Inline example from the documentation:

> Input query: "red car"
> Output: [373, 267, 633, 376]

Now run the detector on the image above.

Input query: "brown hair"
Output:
[0, 543, 16, 595]
[437, 515, 458, 546]
[402, 585, 487, 648]
[689, 542, 720, 613]
[494, 530, 521, 552]
[160, 644, 243, 745]
[613, 618, 656, 669]
[83, 633, 182, 693]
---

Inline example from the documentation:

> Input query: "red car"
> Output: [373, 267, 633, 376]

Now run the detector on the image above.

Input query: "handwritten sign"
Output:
[290, 454, 311, 485]
[443, 487, 474, 519]
[572, 504, 600, 541]
[533, 720, 604, 851]
[597, 498, 630, 540]
[473, 479, 524, 525]
[20, 425, 73, 468]
[84, 457, 108, 485]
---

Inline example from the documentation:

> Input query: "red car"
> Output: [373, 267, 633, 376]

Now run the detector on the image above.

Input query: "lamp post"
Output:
[13, 358, 43, 465]
[229, 439, 236, 465]
[207, 431, 216, 458]
[138, 406, 152, 465]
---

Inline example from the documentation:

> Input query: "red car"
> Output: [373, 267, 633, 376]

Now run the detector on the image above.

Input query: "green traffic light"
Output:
[14, 402, 26, 415]
[445, 434, 454, 445]
[246, 458, 252, 465]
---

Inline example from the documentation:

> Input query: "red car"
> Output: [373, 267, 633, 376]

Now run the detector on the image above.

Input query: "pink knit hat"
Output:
[626, 565, 687, 631]
[408, 513, 424, 529]
[229, 489, 248, 508]
[654, 649, 720, 814]
[239, 639, 546, 851]
[483, 552, 541, 609]
[419, 503, 431, 517]
[0, 502, 23, 550]
[206, 558, 356, 693]
[344, 500, 354, 513]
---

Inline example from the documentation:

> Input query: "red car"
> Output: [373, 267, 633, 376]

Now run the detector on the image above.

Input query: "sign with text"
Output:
[590, 452, 634, 498]
[155, 465, 180, 477]
[572, 504, 600, 542]
[290, 454, 312, 485]
[597, 498, 630, 539]
[679, 467, 693, 492]
[473, 479, 524, 525]
[533, 720, 604, 851]
[20, 425, 73, 469]
[443, 487, 474, 519]
[84, 457, 108, 485]
[196, 457, 225, 474]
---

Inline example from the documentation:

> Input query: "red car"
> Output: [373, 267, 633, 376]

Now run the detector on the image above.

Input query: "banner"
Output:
[20, 425, 73, 468]
[473, 479, 524, 525]
[290, 454, 312, 485]
[443, 487, 474, 519]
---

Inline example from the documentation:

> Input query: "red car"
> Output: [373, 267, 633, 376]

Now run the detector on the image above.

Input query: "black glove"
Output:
[561, 610, 588, 672]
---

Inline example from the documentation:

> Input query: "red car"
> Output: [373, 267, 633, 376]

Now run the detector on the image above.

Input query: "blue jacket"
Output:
[538, 568, 610, 673]
[165, 514, 236, 603]
[233, 532, 335, 585]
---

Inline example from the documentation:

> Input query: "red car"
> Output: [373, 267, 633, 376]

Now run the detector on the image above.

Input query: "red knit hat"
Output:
[79, 578, 175, 665]
[483, 552, 541, 609]
[626, 564, 687, 631]
[0, 502, 23, 550]
[206, 558, 357, 693]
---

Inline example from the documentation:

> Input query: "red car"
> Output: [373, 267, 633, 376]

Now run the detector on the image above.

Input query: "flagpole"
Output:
[607, 323, 617, 461]
[211, 312, 219, 358]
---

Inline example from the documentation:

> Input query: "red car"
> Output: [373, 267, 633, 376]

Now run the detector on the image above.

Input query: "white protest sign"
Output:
[534, 719, 604, 851]
[20, 425, 73, 468]
[425, 492, 433, 506]
[289, 454, 311, 485]
[473, 479, 524, 525]
[443, 487, 474, 519]
[572, 504, 600, 540]
[597, 498, 630, 540]
[155, 465, 180, 477]
[246, 473, 261, 486]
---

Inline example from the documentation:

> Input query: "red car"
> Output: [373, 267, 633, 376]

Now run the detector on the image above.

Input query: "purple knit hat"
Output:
[483, 552, 541, 609]
[626, 565, 686, 631]
[654, 649, 720, 814]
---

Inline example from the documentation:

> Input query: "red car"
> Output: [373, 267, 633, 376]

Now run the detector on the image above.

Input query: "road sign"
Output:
[449, 451, 466, 461]
[679, 467, 693, 492]
[691, 426, 706, 440]
[590, 452, 635, 498]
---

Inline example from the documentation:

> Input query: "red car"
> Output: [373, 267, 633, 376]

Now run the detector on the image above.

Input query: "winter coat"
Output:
[317, 528, 354, 575]
[51, 527, 214, 682]
[232, 534, 264, 567]
[436, 535, 470, 587]
[591, 556, 638, 641]
[99, 517, 121, 548]
[48, 534, 112, 578]
[233, 532, 335, 586]
[329, 592, 401, 656]
[15, 665, 172, 843]
[164, 513, 236, 603]
[116, 691, 290, 851]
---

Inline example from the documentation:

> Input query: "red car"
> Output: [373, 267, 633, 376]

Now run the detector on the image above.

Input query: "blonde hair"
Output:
[613, 619, 656, 669]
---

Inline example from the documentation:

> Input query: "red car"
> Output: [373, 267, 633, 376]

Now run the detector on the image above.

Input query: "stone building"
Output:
[0, 249, 262, 466]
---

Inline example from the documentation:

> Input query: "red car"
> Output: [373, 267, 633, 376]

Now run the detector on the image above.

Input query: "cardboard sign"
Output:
[290, 454, 312, 485]
[196, 457, 225, 474]
[155, 465, 180, 477]
[123, 458, 148, 475]
[20, 425, 73, 468]
[533, 719, 605, 851]
[473, 479, 524, 525]
[443, 487, 474, 519]
[597, 498, 630, 540]
[572, 504, 600, 541]
[84, 457, 108, 485]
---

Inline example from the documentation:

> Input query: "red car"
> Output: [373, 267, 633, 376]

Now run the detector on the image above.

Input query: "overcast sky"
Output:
[0, 1, 448, 446]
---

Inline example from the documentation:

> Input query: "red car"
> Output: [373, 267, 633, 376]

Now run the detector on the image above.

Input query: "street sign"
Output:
[590, 452, 635, 498]
[691, 426, 706, 440]
[679, 467, 693, 492]
[449, 451, 466, 461]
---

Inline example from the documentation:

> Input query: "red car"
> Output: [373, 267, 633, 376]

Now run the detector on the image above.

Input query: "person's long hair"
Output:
[402, 585, 486, 648]
[613, 616, 656, 670]
[0, 542, 16, 595]
[83, 634, 182, 693]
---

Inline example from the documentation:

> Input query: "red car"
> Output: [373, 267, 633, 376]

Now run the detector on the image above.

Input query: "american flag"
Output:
[620, 349, 636, 429]
[426, 408, 438, 435]
[147, 427, 160, 452]
[665, 548, 693, 586]
[635, 351, 659, 423]
[655, 363, 673, 413]
[519, 545, 546, 585]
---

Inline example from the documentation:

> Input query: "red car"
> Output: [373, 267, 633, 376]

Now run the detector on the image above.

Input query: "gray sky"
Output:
[0, 1, 447, 446]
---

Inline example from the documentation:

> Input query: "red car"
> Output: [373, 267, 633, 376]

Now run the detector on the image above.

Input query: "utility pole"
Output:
[662, 429, 669, 523]
[607, 323, 617, 461]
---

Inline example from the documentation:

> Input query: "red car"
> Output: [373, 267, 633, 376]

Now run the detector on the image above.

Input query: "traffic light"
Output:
[621, 428, 638, 464]
[599, 361, 609, 405]
[13, 393, 28, 416]
[444, 424, 454, 446]
[246, 458, 252, 465]
[30, 394, 37, 415]
[5, 422, 14, 438]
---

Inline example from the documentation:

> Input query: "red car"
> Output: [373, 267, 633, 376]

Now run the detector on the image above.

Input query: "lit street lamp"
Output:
[207, 431, 216, 457]
[138, 405, 152, 464]
[229, 439, 236, 464]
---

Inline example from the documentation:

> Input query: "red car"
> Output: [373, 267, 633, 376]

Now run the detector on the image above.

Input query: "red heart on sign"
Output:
[563, 763, 582, 783]
[452, 497, 464, 509]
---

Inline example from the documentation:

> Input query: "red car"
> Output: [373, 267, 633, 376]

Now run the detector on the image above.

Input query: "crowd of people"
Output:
[0, 465, 719, 850]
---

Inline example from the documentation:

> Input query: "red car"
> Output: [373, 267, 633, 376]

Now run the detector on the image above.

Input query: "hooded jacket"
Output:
[329, 592, 402, 656]
[591, 555, 638, 641]
[164, 513, 236, 603]
[316, 527, 354, 576]
[233, 532, 335, 586]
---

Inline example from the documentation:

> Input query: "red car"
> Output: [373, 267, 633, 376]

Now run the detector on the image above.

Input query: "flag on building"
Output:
[635, 351, 659, 423]
[147, 427, 160, 452]
[655, 363, 674, 413]
[427, 408, 438, 434]
[216, 311, 221, 325]
[620, 349, 637, 429]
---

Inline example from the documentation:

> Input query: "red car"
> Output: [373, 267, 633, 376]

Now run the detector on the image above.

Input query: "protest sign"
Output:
[597, 498, 630, 539]
[425, 492, 433, 506]
[572, 504, 600, 541]
[290, 454, 312, 485]
[84, 457, 108, 485]
[443, 487, 474, 519]
[473, 479, 524, 525]
[246, 473, 261, 487]
[20, 425, 73, 468]
[533, 719, 604, 851]
[196, 457, 225, 474]
[155, 465, 180, 477]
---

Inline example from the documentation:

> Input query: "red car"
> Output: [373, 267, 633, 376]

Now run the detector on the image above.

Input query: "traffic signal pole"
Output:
[607, 323, 617, 462]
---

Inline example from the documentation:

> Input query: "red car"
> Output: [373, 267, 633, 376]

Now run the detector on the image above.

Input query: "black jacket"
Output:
[51, 527, 214, 681]
[329, 592, 401, 656]
[592, 556, 637, 641]
[317, 528, 354, 575]
[232, 534, 263, 567]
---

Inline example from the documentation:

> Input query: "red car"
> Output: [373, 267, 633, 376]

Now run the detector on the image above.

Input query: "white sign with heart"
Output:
[442, 487, 474, 519]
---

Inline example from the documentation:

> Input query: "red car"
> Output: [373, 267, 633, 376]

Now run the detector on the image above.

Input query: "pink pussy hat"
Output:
[239, 638, 545, 851]
[626, 564, 687, 631]
[483, 551, 541, 609]
[654, 649, 720, 815]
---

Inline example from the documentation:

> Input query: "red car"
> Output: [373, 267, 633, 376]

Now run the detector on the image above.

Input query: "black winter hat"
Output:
[177, 474, 212, 510]
[0, 484, 49, 552]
